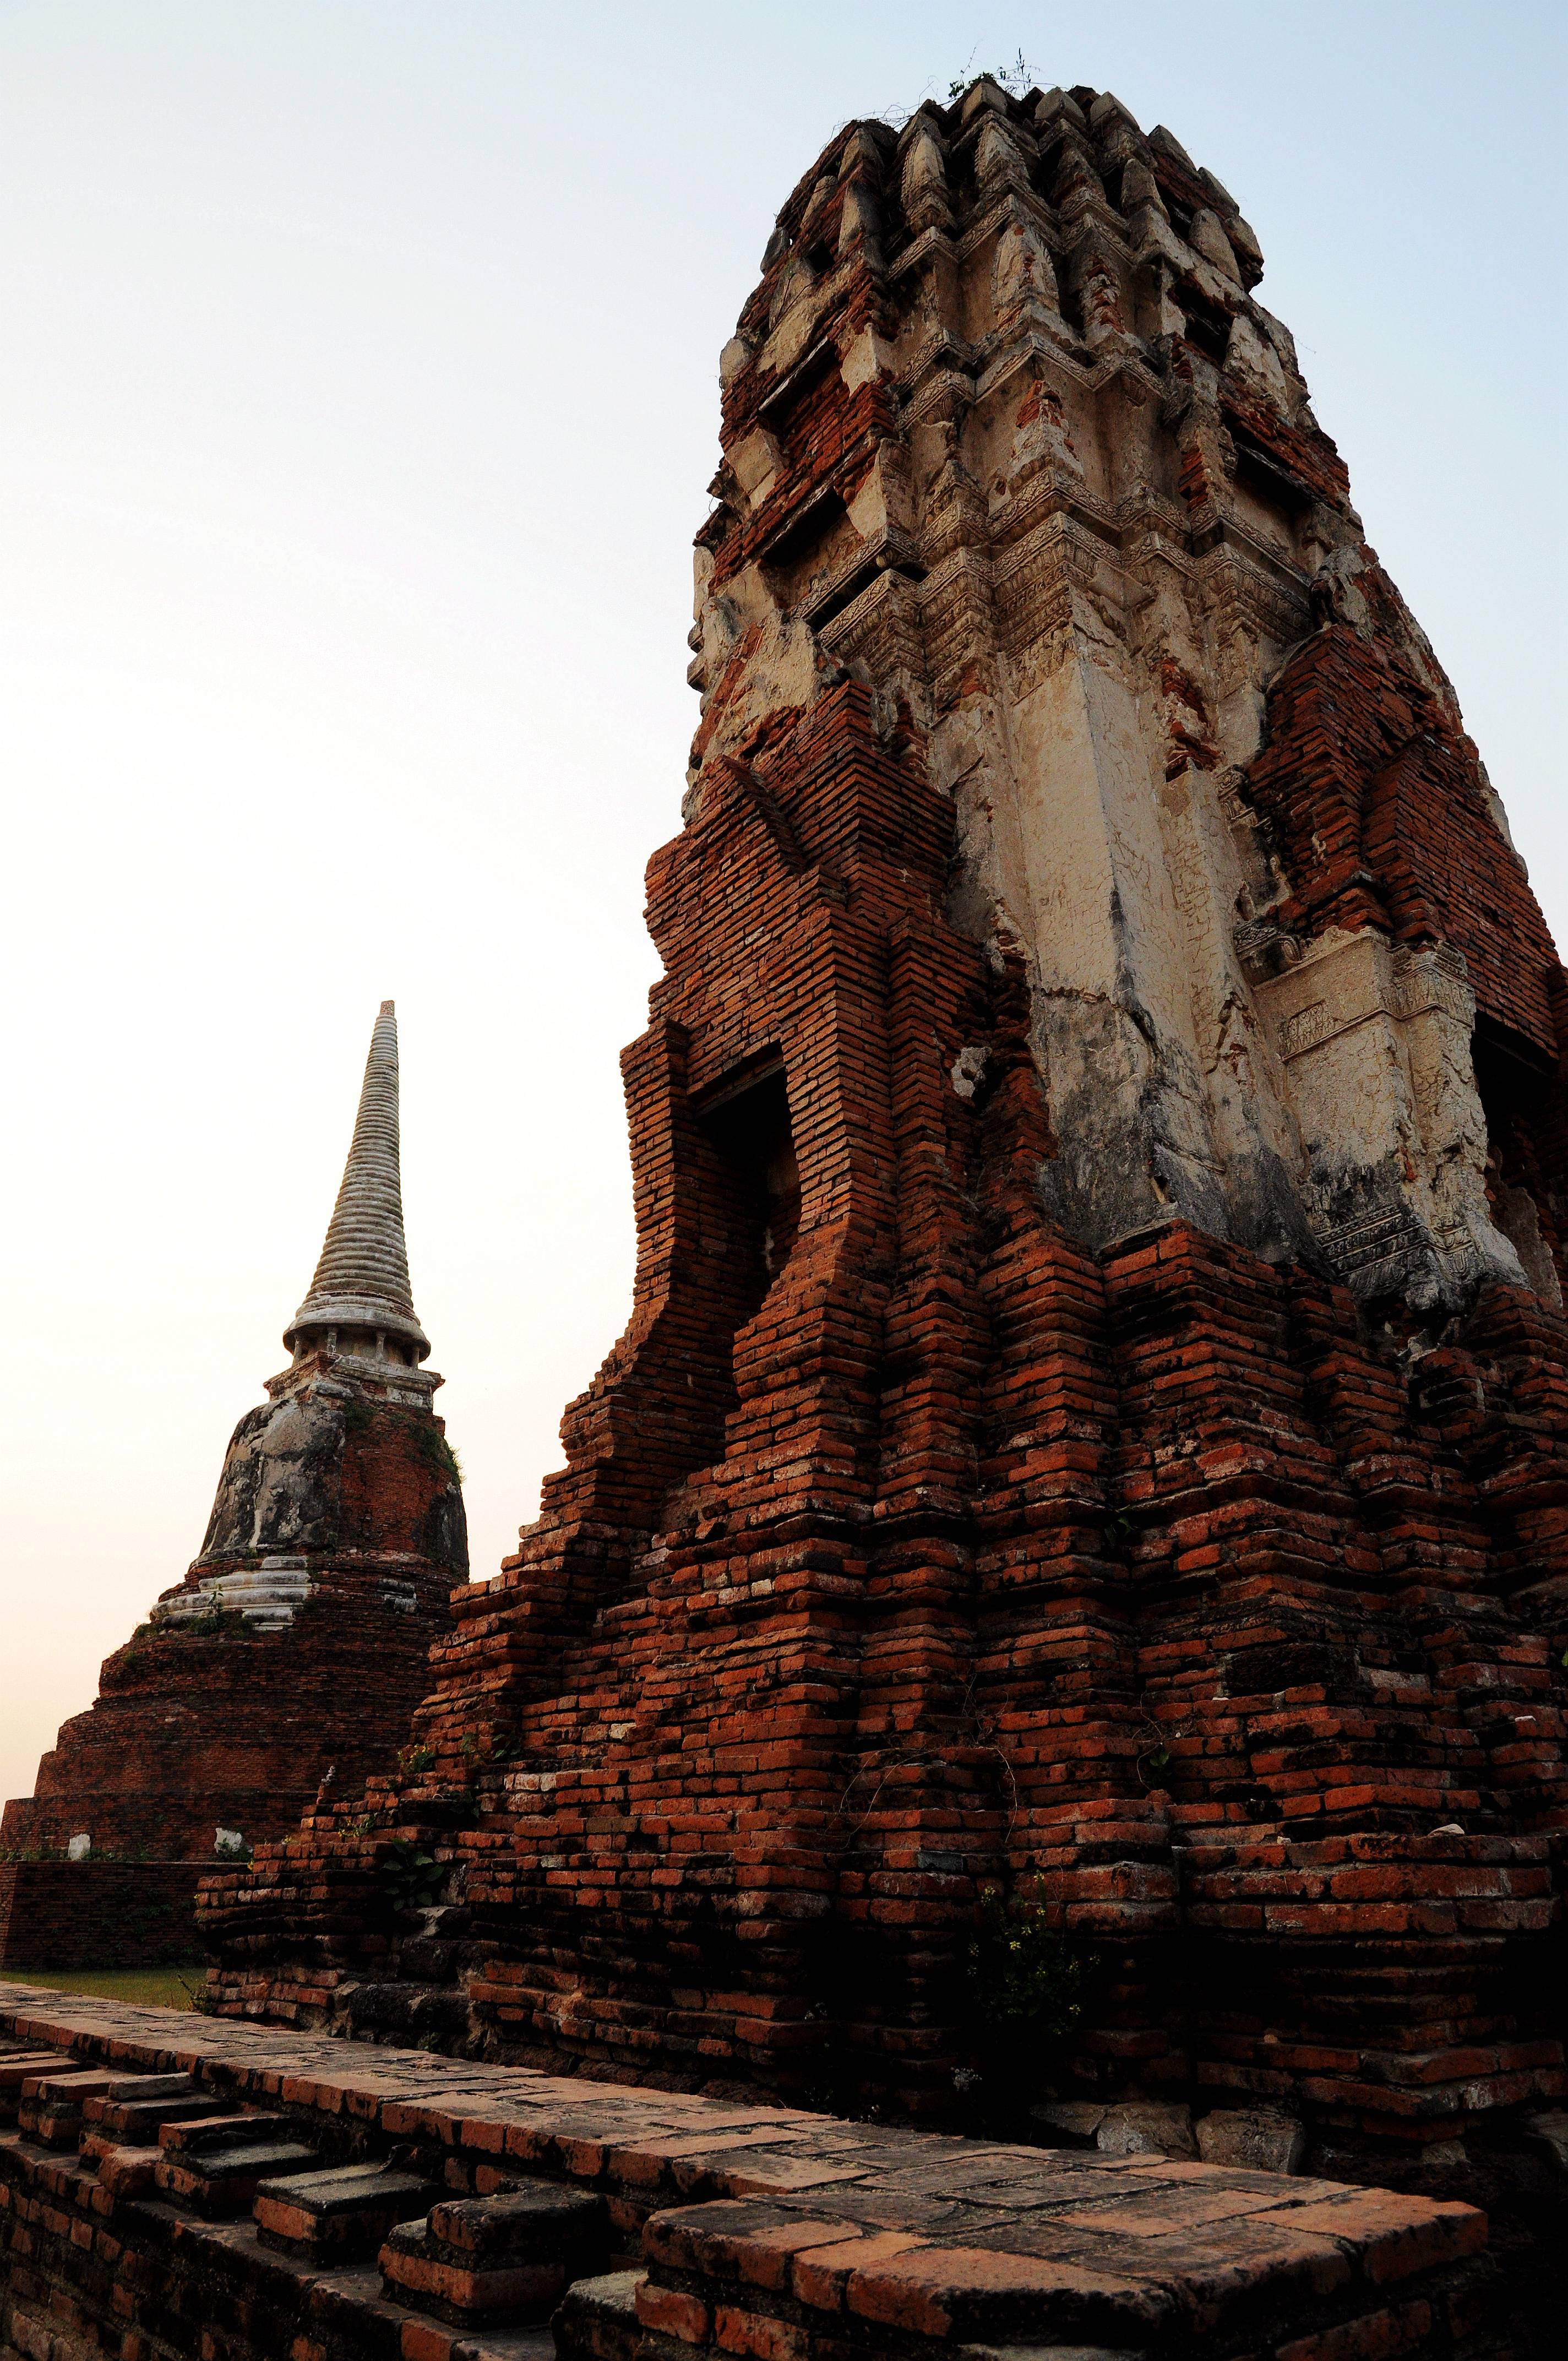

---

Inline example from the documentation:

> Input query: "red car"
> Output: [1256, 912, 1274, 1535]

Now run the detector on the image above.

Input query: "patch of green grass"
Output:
[1, 1965, 204, 2010]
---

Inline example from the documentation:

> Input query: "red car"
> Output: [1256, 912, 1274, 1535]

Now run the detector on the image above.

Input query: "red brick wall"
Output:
[0, 1862, 203, 1967]
[1245, 613, 1560, 1058]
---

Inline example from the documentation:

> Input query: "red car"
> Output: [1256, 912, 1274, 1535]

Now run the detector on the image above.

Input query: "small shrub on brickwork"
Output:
[341, 1399, 374, 1436]
[396, 1743, 437, 1777]
[149, 1606, 243, 1643]
[949, 48, 1032, 100]
[965, 1879, 1095, 2064]
[176, 1970, 217, 2014]
[416, 1422, 462, 1488]
[379, 1841, 444, 1915]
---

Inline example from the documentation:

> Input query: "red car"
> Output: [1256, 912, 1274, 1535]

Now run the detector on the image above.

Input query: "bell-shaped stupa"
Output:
[1, 1003, 466, 1891]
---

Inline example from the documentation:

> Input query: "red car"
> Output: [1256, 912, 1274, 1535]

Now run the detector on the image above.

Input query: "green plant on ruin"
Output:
[181, 1608, 233, 1640]
[146, 1603, 244, 1644]
[379, 1840, 445, 1916]
[396, 1742, 437, 1778]
[948, 48, 1033, 100]
[1134, 1690, 1191, 1787]
[964, 1878, 1096, 2069]
[341, 1397, 375, 1437]
[177, 1968, 219, 2015]
[416, 1420, 462, 1489]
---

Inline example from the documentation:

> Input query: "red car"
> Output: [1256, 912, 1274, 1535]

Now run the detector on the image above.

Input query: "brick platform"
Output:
[0, 1984, 1501, 2359]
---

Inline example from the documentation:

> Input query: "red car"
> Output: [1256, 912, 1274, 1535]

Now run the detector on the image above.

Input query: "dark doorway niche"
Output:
[695, 1054, 802, 1340]
[1472, 1019, 1567, 1308]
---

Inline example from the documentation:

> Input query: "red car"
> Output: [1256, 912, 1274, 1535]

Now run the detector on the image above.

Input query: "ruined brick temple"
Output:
[197, 81, 1568, 2207]
[2, 1002, 465, 1898]
[0, 69, 1561, 2361]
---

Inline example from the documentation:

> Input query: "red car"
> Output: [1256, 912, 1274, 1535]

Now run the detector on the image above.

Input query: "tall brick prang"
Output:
[200, 74, 1565, 2308]
[2, 1002, 466, 1880]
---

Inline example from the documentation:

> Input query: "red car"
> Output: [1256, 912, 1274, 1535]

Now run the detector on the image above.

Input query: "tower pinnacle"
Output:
[284, 1000, 430, 1362]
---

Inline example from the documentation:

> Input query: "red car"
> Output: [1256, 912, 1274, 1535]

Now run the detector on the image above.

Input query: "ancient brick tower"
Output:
[204, 78, 1566, 2202]
[3, 1002, 466, 1863]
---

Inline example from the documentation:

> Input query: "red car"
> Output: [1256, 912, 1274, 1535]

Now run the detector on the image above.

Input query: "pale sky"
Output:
[1, 1, 1562, 1813]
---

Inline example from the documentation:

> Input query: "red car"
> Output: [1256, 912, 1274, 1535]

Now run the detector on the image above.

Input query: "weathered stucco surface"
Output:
[685, 85, 1559, 1309]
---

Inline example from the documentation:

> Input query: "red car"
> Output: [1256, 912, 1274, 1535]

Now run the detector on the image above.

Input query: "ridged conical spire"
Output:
[284, 1000, 431, 1359]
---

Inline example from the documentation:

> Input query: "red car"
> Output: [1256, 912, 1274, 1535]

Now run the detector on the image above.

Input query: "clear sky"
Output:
[1, 2, 1562, 1814]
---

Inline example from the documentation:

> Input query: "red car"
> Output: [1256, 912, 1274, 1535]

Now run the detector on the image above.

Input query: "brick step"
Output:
[379, 2185, 611, 2325]
[157, 2109, 293, 2155]
[254, 2161, 438, 2262]
[83, 2080, 231, 2141]
[154, 2137, 322, 2216]
[0, 2054, 67, 2123]
[80, 2127, 162, 2183]
[18, 2069, 120, 2147]
[551, 2271, 644, 2361]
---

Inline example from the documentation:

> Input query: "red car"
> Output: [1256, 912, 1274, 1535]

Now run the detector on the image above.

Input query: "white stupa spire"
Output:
[284, 1000, 430, 1360]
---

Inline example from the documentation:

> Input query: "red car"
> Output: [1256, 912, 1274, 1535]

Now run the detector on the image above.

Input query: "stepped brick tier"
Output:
[2, 1004, 466, 1875]
[201, 68, 1566, 2249]
[0, 1985, 1525, 2361]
